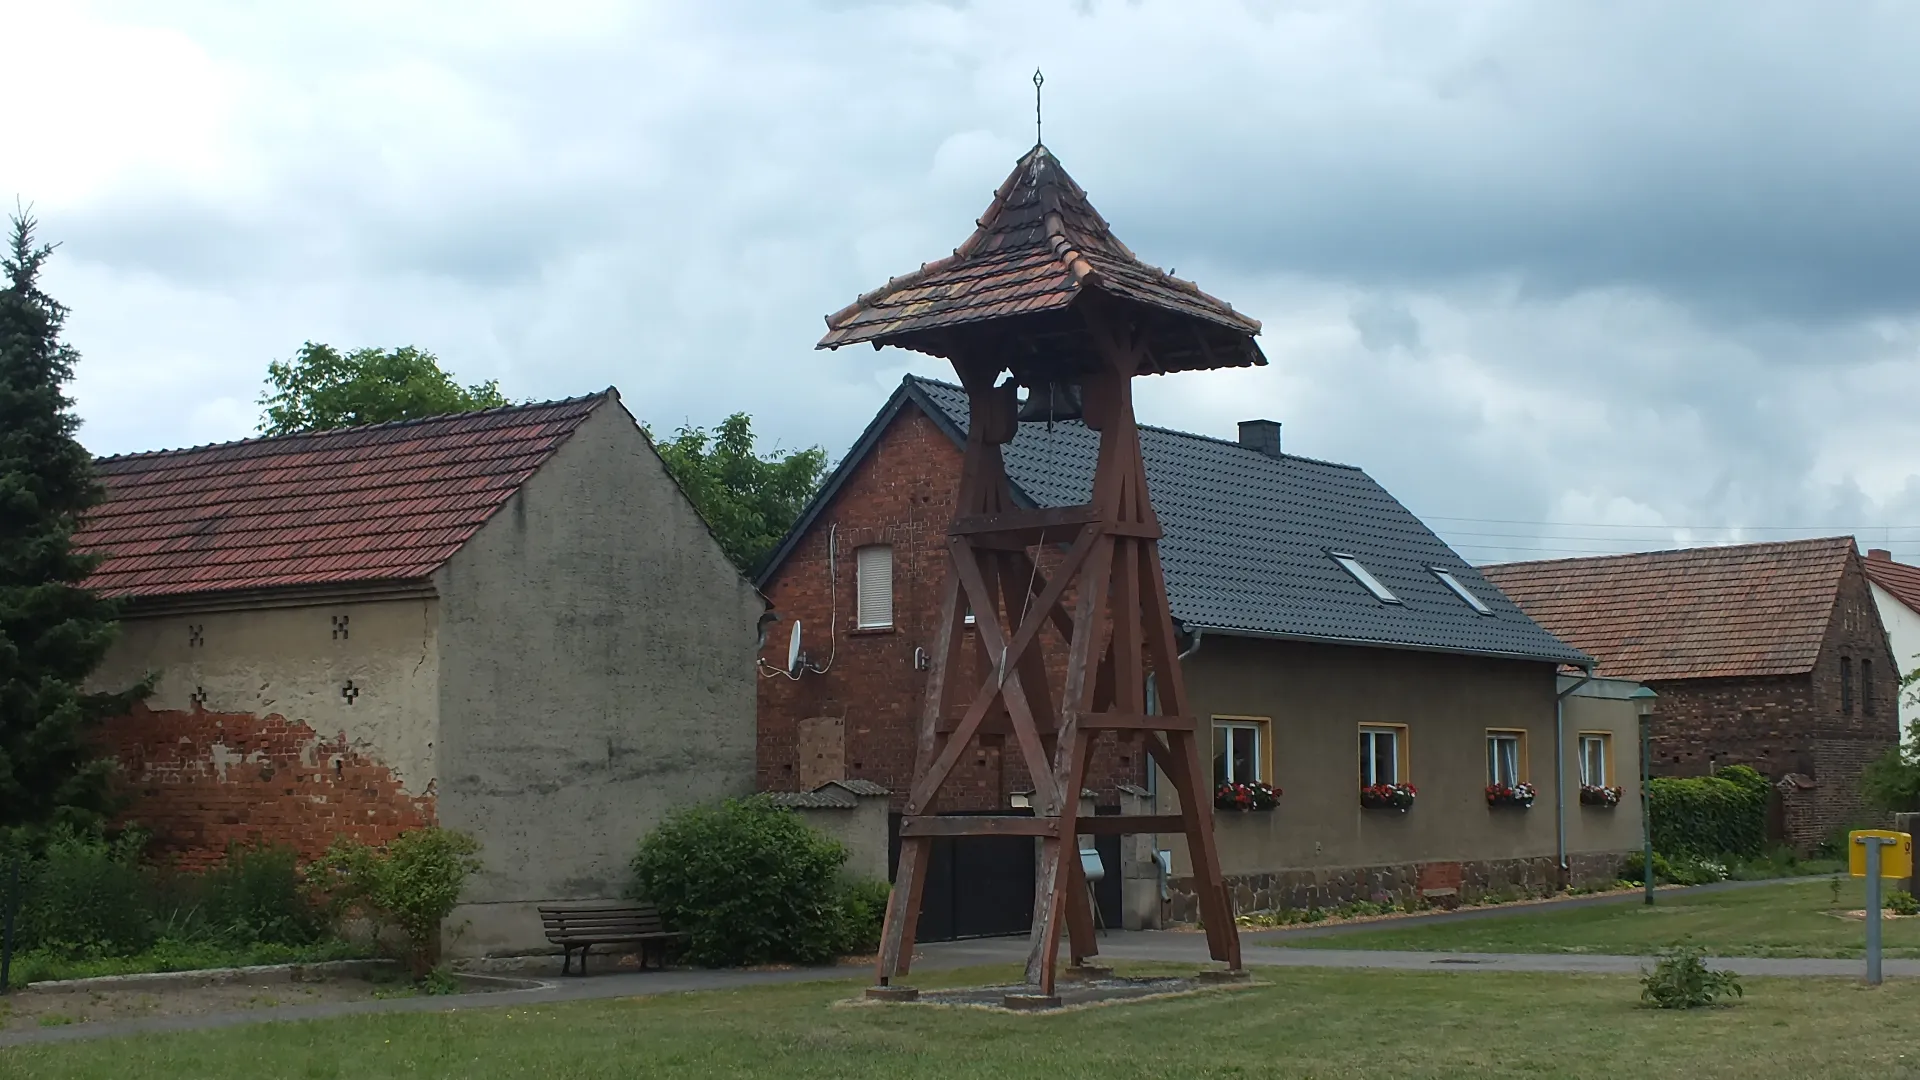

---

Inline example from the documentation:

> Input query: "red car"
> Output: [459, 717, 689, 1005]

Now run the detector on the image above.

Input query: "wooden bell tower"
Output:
[818, 144, 1266, 997]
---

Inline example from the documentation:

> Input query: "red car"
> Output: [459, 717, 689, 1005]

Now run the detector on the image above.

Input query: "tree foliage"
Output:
[258, 343, 508, 435]
[645, 414, 827, 575]
[1859, 665, 1920, 811]
[0, 212, 146, 832]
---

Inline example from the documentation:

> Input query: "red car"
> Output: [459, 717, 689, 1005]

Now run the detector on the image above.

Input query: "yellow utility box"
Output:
[1849, 830, 1913, 879]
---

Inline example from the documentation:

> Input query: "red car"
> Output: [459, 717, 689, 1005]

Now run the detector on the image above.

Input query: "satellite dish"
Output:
[787, 621, 804, 677]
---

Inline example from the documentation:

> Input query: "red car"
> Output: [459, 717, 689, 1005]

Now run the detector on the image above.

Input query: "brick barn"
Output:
[1482, 537, 1901, 850]
[75, 392, 762, 954]
[757, 374, 1644, 928]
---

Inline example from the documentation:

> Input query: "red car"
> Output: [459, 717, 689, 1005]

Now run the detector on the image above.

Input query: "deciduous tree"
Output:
[258, 343, 508, 435]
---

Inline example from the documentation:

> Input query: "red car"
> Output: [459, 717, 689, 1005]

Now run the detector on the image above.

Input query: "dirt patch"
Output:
[1826, 910, 1920, 921]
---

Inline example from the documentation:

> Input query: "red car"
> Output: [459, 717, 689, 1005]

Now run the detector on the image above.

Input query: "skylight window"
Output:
[1432, 567, 1494, 615]
[1330, 553, 1401, 604]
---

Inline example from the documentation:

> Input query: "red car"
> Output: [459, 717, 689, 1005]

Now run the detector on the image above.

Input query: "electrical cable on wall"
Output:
[758, 523, 838, 680]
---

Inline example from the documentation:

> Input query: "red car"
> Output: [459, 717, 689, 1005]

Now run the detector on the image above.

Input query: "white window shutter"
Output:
[856, 545, 893, 628]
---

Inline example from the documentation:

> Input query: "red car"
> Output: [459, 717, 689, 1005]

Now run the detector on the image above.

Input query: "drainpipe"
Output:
[1555, 664, 1595, 890]
[1144, 628, 1208, 918]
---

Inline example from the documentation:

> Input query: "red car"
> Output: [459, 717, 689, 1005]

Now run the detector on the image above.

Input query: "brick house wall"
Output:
[1645, 554, 1899, 847]
[758, 404, 1145, 811]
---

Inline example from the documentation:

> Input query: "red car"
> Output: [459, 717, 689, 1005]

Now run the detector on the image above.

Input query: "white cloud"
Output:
[6, 0, 1920, 565]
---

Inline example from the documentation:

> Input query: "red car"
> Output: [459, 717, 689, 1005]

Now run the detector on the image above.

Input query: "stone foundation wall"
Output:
[1163, 852, 1628, 922]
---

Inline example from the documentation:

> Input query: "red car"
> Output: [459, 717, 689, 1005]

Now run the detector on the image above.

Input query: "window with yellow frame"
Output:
[1578, 731, 1614, 789]
[1359, 724, 1408, 786]
[1212, 715, 1273, 787]
[1486, 728, 1528, 788]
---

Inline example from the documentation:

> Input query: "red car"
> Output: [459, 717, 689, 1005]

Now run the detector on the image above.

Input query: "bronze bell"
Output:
[1016, 380, 1084, 424]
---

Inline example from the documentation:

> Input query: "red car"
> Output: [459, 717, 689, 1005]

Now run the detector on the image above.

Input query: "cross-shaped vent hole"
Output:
[331, 614, 349, 640]
[188, 624, 204, 648]
[341, 681, 360, 705]
[190, 687, 208, 709]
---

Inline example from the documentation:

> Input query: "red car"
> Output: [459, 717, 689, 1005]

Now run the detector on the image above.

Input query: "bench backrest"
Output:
[539, 904, 669, 936]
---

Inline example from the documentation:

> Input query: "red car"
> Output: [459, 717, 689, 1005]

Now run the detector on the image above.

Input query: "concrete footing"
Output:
[1058, 964, 1115, 981]
[864, 985, 920, 1002]
[1195, 968, 1251, 984]
[1001, 993, 1062, 1010]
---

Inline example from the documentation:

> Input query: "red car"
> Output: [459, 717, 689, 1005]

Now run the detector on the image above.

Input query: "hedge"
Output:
[1648, 765, 1769, 858]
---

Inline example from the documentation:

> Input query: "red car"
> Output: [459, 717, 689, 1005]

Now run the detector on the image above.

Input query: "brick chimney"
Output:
[1870, 548, 1893, 562]
[1238, 419, 1282, 459]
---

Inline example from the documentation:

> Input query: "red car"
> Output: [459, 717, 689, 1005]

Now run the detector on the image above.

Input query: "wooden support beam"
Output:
[950, 504, 1102, 538]
[1072, 712, 1196, 731]
[898, 815, 1059, 838]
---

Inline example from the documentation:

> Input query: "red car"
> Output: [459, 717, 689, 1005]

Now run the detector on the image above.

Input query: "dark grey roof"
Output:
[761, 376, 1589, 668]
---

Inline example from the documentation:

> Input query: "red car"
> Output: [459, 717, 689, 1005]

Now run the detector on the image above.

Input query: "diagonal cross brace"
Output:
[905, 525, 1101, 815]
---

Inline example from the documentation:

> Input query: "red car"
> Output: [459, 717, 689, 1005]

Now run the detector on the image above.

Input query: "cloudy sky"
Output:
[10, 0, 1920, 565]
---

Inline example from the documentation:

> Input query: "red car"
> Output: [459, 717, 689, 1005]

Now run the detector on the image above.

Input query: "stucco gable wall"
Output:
[434, 400, 760, 954]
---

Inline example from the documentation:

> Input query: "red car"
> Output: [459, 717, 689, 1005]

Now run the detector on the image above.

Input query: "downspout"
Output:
[1146, 628, 1207, 909]
[1555, 663, 1596, 890]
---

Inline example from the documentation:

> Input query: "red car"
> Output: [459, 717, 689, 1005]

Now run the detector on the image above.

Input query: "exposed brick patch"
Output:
[100, 702, 433, 869]
[758, 404, 1144, 812]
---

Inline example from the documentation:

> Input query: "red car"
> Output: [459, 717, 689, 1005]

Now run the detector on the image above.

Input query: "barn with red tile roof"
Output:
[77, 392, 762, 954]
[1482, 538, 1900, 849]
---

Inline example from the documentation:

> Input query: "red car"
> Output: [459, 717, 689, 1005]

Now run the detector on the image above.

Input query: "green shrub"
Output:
[1888, 890, 1920, 917]
[632, 798, 865, 967]
[311, 827, 482, 978]
[188, 843, 324, 947]
[15, 827, 156, 957]
[1641, 944, 1743, 1009]
[1648, 766, 1769, 859]
[836, 877, 891, 956]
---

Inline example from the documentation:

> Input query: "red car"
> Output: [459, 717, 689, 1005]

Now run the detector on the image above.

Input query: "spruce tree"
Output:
[0, 211, 144, 832]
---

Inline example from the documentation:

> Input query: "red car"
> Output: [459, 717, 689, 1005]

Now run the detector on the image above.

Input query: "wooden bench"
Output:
[538, 903, 687, 975]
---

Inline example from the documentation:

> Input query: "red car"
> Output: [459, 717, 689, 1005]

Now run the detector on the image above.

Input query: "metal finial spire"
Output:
[1033, 68, 1044, 147]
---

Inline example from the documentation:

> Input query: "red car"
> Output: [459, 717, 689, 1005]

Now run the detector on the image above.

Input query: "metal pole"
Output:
[1, 855, 16, 994]
[1865, 837, 1885, 986]
[1641, 715, 1654, 906]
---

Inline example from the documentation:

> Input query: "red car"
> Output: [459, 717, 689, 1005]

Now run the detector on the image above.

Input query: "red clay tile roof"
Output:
[1479, 536, 1857, 681]
[1865, 549, 1920, 615]
[74, 393, 612, 600]
[818, 146, 1264, 372]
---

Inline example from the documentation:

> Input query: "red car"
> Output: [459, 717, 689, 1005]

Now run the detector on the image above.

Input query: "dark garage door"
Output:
[888, 809, 1123, 942]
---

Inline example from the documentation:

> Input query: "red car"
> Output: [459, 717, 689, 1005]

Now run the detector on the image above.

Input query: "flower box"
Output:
[1486, 782, 1535, 809]
[1215, 780, 1281, 811]
[1580, 785, 1624, 807]
[1360, 783, 1416, 811]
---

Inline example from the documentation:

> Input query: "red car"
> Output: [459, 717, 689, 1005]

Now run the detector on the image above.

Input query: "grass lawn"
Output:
[6, 964, 1920, 1079]
[1285, 878, 1918, 958]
